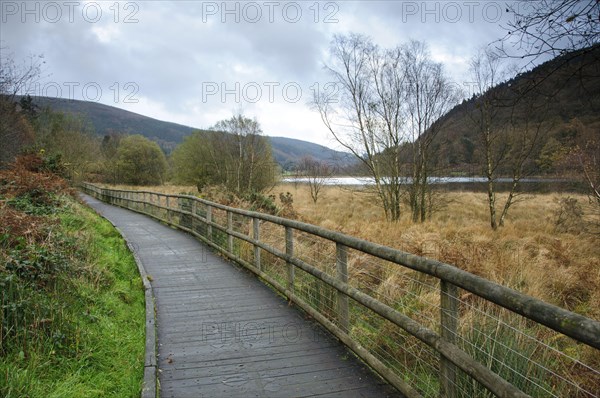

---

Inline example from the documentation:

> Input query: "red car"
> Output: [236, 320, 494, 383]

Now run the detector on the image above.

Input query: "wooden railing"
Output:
[81, 183, 600, 398]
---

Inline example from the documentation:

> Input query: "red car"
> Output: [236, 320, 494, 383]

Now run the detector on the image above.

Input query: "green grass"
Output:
[1, 196, 145, 398]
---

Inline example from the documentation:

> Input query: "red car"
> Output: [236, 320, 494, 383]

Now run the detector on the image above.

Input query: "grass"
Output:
[271, 185, 600, 318]
[1, 168, 145, 397]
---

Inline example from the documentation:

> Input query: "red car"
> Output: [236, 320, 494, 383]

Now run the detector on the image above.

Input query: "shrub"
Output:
[553, 196, 584, 233]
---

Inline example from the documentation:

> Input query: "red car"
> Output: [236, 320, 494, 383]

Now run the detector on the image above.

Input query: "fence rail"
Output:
[81, 183, 600, 398]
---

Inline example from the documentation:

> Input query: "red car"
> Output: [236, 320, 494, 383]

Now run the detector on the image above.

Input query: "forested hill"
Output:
[435, 44, 600, 173]
[24, 96, 196, 152]
[22, 96, 353, 169]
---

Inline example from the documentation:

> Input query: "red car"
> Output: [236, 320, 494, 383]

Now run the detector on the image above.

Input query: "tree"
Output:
[493, 0, 599, 231]
[100, 133, 124, 183]
[0, 51, 44, 102]
[468, 48, 550, 229]
[498, 1, 600, 100]
[171, 130, 217, 189]
[560, 119, 600, 208]
[116, 135, 167, 185]
[210, 114, 276, 194]
[31, 107, 102, 180]
[468, 48, 511, 230]
[171, 115, 276, 194]
[315, 35, 459, 222]
[297, 156, 335, 204]
[403, 40, 459, 222]
[498, 95, 548, 227]
[314, 34, 409, 221]
[0, 52, 43, 165]
[0, 98, 34, 166]
[500, 1, 599, 63]
[19, 95, 38, 120]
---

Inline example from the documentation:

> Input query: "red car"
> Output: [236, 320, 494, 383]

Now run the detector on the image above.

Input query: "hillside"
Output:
[22, 96, 354, 170]
[269, 136, 355, 170]
[23, 96, 196, 152]
[435, 44, 600, 174]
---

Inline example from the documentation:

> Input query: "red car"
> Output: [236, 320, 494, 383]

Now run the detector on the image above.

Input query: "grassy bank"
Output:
[1, 159, 145, 397]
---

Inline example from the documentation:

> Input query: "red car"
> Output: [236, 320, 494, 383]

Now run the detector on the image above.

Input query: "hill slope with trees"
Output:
[19, 96, 354, 169]
[435, 44, 600, 174]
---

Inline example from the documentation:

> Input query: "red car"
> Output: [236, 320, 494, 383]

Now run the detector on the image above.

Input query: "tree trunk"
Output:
[487, 179, 498, 230]
[420, 162, 428, 223]
[485, 128, 498, 230]
[499, 179, 519, 227]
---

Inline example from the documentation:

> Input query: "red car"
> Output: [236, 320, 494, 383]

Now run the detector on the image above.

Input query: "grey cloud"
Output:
[0, 1, 522, 145]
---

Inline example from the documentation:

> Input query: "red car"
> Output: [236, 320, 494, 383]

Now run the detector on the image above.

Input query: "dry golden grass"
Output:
[103, 183, 196, 196]
[272, 184, 600, 321]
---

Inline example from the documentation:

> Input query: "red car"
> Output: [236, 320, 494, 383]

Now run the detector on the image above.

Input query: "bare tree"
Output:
[0, 51, 44, 165]
[468, 49, 512, 230]
[0, 50, 45, 102]
[0, 98, 35, 165]
[559, 119, 600, 207]
[297, 156, 334, 204]
[313, 33, 409, 221]
[499, 96, 548, 227]
[494, 0, 598, 229]
[498, 0, 600, 99]
[403, 40, 459, 222]
[192, 113, 277, 194]
[500, 1, 599, 63]
[469, 48, 550, 229]
[314, 35, 459, 222]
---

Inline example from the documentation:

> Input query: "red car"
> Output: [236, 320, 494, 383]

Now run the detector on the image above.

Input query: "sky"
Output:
[1, 1, 529, 149]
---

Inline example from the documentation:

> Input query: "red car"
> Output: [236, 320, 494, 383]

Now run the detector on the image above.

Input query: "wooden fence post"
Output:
[166, 196, 171, 224]
[440, 280, 459, 398]
[206, 205, 212, 242]
[227, 211, 233, 254]
[336, 243, 350, 332]
[285, 226, 294, 294]
[253, 218, 261, 271]
[191, 199, 197, 234]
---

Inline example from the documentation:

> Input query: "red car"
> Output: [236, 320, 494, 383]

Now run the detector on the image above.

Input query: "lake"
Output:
[282, 176, 583, 193]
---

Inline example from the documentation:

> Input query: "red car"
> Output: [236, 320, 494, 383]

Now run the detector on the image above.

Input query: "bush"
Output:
[246, 191, 278, 215]
[278, 192, 297, 218]
[554, 196, 584, 233]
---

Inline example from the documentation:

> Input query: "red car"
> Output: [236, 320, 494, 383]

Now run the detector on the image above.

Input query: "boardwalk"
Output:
[82, 194, 401, 398]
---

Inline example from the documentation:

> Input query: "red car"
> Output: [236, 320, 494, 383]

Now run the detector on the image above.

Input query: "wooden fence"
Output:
[81, 183, 600, 398]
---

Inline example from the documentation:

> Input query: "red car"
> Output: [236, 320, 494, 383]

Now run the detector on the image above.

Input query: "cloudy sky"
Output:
[1, 1, 527, 148]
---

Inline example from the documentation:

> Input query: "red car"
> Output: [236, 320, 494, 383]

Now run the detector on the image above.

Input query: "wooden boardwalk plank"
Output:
[81, 194, 402, 398]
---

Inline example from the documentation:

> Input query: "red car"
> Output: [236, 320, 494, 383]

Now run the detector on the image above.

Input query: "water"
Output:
[282, 176, 581, 192]
[283, 176, 569, 186]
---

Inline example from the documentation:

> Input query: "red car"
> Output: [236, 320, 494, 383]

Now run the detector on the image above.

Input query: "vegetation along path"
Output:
[80, 193, 401, 398]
